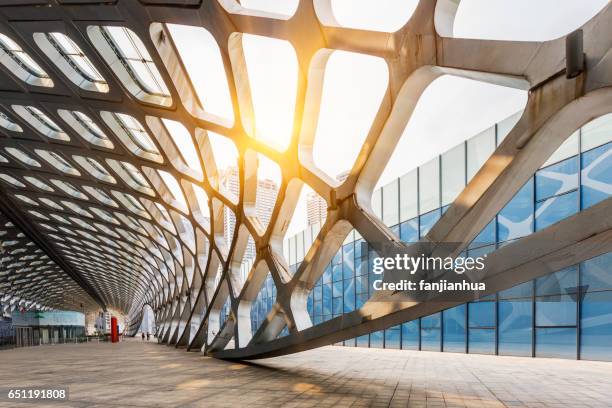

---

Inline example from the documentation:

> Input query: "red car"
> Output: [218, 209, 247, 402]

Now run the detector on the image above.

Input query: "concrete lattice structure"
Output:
[0, 1, 609, 361]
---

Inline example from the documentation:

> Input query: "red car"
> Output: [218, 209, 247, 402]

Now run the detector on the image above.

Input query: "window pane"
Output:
[400, 218, 419, 243]
[419, 157, 440, 214]
[399, 169, 418, 221]
[499, 300, 532, 356]
[535, 190, 578, 231]
[535, 157, 579, 202]
[536, 266, 578, 296]
[581, 142, 611, 209]
[536, 327, 576, 359]
[420, 313, 441, 351]
[497, 179, 534, 242]
[581, 113, 612, 152]
[468, 301, 495, 327]
[419, 209, 440, 238]
[581, 252, 612, 292]
[469, 328, 495, 355]
[580, 291, 612, 361]
[441, 143, 466, 206]
[384, 325, 401, 349]
[401, 320, 419, 350]
[443, 305, 466, 353]
[536, 295, 576, 327]
[382, 180, 399, 226]
[467, 126, 495, 181]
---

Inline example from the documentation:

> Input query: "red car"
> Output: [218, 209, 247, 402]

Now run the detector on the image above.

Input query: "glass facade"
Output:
[249, 112, 612, 360]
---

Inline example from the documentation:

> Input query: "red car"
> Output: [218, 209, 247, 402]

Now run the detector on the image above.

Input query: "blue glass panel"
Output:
[469, 219, 496, 249]
[535, 191, 578, 231]
[323, 266, 332, 283]
[401, 321, 419, 350]
[581, 142, 612, 209]
[322, 283, 332, 315]
[356, 334, 369, 348]
[343, 338, 355, 347]
[332, 280, 343, 298]
[536, 295, 577, 327]
[420, 313, 441, 351]
[332, 297, 342, 316]
[356, 293, 368, 309]
[370, 330, 384, 348]
[497, 179, 534, 242]
[581, 252, 612, 292]
[535, 156, 579, 202]
[536, 266, 578, 296]
[443, 305, 466, 353]
[332, 249, 341, 265]
[498, 300, 532, 356]
[468, 301, 495, 327]
[355, 275, 368, 294]
[385, 325, 401, 349]
[580, 291, 612, 361]
[342, 243, 354, 280]
[499, 281, 533, 299]
[343, 278, 355, 313]
[536, 327, 577, 359]
[313, 285, 322, 301]
[469, 328, 495, 355]
[419, 210, 440, 238]
[400, 218, 419, 243]
[313, 301, 322, 316]
[332, 264, 342, 282]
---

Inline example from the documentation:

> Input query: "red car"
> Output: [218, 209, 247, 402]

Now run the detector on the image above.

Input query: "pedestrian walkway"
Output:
[0, 341, 611, 407]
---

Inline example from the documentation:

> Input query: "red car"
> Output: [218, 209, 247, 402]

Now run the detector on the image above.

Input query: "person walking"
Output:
[146, 332, 150, 341]
[141, 332, 145, 341]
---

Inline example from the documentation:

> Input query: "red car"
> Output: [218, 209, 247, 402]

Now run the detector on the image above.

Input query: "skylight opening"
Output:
[160, 118, 203, 179]
[35, 150, 81, 176]
[185, 181, 210, 232]
[309, 50, 388, 184]
[12, 105, 69, 141]
[14, 194, 38, 206]
[218, 0, 299, 19]
[0, 111, 23, 132]
[72, 156, 116, 183]
[83, 186, 118, 207]
[101, 111, 162, 163]
[58, 110, 113, 149]
[0, 33, 53, 87]
[5, 147, 41, 167]
[39, 198, 63, 210]
[204, 131, 240, 203]
[51, 179, 88, 200]
[88, 25, 171, 106]
[34, 32, 108, 93]
[156, 170, 188, 214]
[24, 176, 54, 192]
[445, 0, 608, 41]
[0, 173, 25, 188]
[318, 0, 419, 32]
[106, 159, 154, 196]
[111, 190, 150, 218]
[238, 34, 297, 152]
[164, 24, 234, 126]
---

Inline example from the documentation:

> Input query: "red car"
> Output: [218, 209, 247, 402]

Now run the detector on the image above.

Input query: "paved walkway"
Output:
[0, 340, 611, 407]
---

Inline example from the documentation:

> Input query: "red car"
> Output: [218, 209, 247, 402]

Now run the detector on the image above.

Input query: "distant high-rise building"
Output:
[305, 171, 348, 226]
[220, 166, 278, 276]
[306, 192, 326, 226]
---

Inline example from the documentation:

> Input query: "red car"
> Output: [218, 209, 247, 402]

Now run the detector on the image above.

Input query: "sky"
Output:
[169, 0, 609, 238]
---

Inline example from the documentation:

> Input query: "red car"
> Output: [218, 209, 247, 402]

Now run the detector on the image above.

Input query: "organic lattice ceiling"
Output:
[0, 1, 610, 360]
